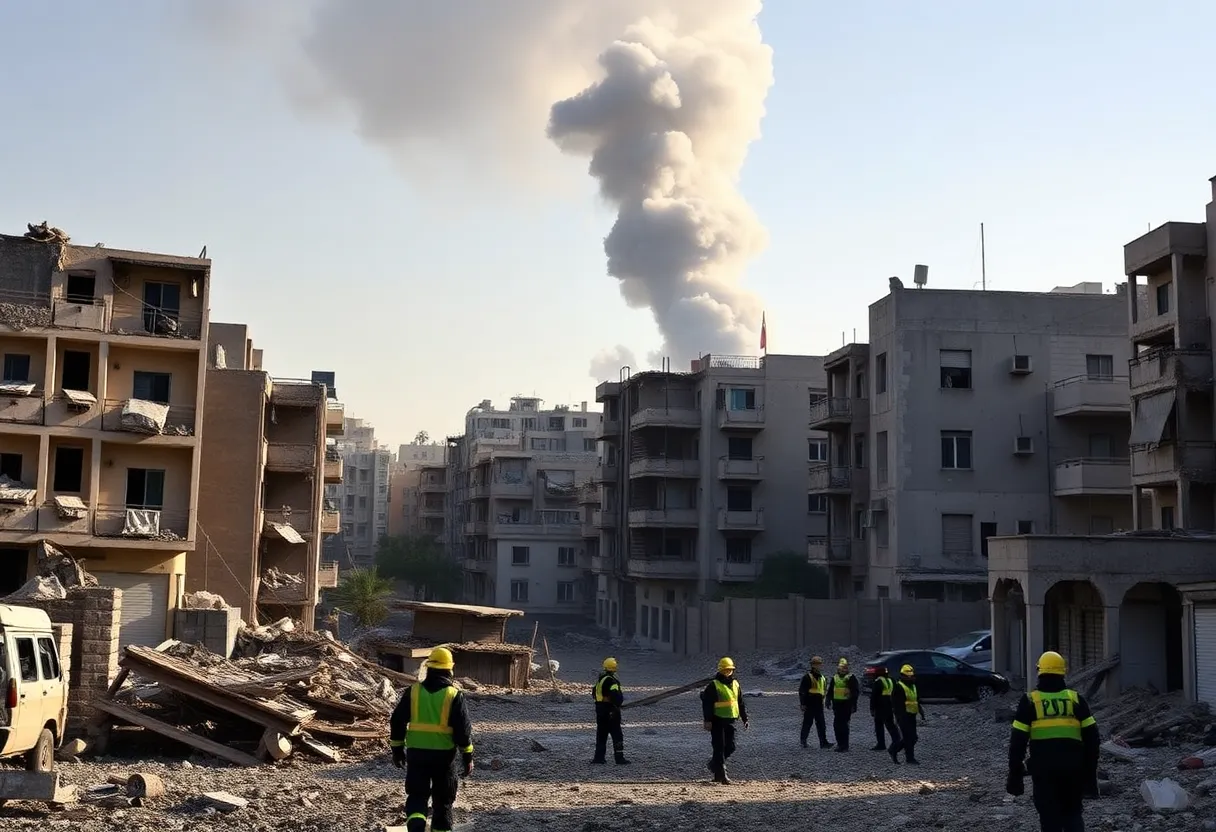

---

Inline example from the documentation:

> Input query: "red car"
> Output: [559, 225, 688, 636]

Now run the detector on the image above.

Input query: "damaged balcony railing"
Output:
[0, 498, 95, 533]
[92, 505, 191, 541]
[0, 384, 46, 425]
[110, 303, 204, 341]
[100, 399, 196, 437]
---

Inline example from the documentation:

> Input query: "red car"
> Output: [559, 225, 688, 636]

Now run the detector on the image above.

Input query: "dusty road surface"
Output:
[2, 641, 1212, 831]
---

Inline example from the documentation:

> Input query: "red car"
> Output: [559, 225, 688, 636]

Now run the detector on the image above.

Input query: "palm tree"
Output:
[331, 568, 395, 628]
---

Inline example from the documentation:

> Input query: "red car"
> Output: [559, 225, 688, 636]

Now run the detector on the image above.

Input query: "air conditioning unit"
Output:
[1013, 436, 1035, 455]
[862, 510, 877, 528]
[1010, 354, 1033, 375]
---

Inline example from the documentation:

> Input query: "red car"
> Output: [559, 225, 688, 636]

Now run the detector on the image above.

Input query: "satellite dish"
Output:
[913, 265, 929, 288]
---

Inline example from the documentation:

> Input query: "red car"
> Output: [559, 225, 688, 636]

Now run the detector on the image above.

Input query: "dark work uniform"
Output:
[701, 673, 748, 781]
[592, 671, 626, 763]
[826, 672, 859, 751]
[870, 674, 900, 751]
[389, 671, 474, 832]
[1008, 676, 1100, 832]
[889, 678, 924, 763]
[798, 670, 831, 748]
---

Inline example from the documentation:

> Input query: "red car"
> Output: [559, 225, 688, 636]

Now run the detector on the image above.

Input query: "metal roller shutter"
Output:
[940, 350, 972, 369]
[1194, 606, 1216, 706]
[942, 514, 974, 556]
[92, 572, 171, 649]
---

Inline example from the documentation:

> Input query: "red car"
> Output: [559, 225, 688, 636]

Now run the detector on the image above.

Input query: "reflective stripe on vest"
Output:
[833, 674, 852, 700]
[898, 680, 919, 714]
[806, 673, 824, 695]
[1026, 689, 1082, 741]
[877, 677, 894, 696]
[713, 679, 740, 719]
[595, 674, 619, 703]
[405, 685, 459, 750]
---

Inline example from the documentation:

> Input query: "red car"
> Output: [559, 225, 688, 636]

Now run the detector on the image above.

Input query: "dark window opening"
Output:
[53, 446, 84, 493]
[132, 371, 171, 404]
[980, 521, 998, 558]
[126, 468, 166, 509]
[940, 366, 971, 389]
[1156, 283, 1171, 315]
[727, 437, 752, 460]
[726, 486, 752, 512]
[142, 281, 182, 334]
[61, 350, 91, 391]
[66, 274, 96, 304]
[3, 354, 31, 383]
[0, 453, 21, 482]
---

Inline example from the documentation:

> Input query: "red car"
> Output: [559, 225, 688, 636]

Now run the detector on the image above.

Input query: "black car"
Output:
[862, 650, 1011, 702]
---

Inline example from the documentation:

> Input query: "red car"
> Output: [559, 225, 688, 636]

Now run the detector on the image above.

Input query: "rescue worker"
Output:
[825, 657, 859, 752]
[591, 657, 630, 765]
[888, 664, 927, 764]
[700, 656, 749, 784]
[1006, 651, 1100, 832]
[798, 655, 832, 749]
[390, 647, 475, 832]
[869, 664, 900, 752]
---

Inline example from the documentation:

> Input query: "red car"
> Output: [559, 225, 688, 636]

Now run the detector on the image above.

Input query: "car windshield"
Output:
[940, 631, 986, 649]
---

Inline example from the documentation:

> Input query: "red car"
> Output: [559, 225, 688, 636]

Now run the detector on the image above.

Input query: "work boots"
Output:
[614, 752, 631, 765]
[590, 754, 606, 765]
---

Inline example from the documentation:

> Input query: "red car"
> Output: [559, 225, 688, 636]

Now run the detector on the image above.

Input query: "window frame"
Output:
[940, 431, 974, 470]
[2, 353, 31, 384]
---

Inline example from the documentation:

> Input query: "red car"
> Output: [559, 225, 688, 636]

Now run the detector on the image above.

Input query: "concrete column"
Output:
[991, 597, 1007, 675]
[42, 335, 56, 404]
[35, 433, 50, 506]
[1103, 605, 1122, 697]
[1026, 603, 1045, 687]
[1132, 485, 1143, 531]
[1127, 274, 1139, 326]
[1177, 478, 1192, 530]
[1182, 599, 1196, 702]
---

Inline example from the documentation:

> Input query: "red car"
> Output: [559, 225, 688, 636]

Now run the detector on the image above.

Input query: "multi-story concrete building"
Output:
[387, 445, 448, 542]
[452, 397, 601, 613]
[0, 231, 211, 647]
[191, 323, 344, 628]
[857, 278, 1131, 601]
[593, 354, 828, 649]
[331, 423, 393, 568]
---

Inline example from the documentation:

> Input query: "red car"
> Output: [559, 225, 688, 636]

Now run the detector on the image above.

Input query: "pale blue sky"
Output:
[2, 2, 1213, 447]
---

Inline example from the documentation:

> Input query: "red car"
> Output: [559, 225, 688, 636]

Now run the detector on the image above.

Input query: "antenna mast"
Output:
[981, 222, 987, 291]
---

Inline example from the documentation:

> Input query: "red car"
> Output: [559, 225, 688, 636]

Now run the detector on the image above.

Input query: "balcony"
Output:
[808, 465, 852, 494]
[596, 417, 621, 440]
[582, 515, 598, 538]
[111, 303, 205, 342]
[99, 400, 197, 439]
[420, 476, 447, 494]
[317, 562, 339, 589]
[717, 508, 765, 532]
[590, 555, 615, 574]
[490, 478, 533, 499]
[45, 392, 101, 430]
[631, 407, 700, 429]
[269, 380, 325, 407]
[464, 520, 489, 535]
[718, 457, 763, 480]
[627, 508, 698, 528]
[266, 443, 318, 472]
[92, 506, 192, 543]
[1054, 458, 1131, 497]
[466, 483, 490, 500]
[625, 557, 698, 580]
[491, 520, 583, 538]
[807, 536, 851, 564]
[1131, 441, 1216, 486]
[1129, 349, 1214, 396]
[1053, 375, 1131, 416]
[463, 557, 492, 573]
[325, 401, 345, 436]
[593, 461, 620, 483]
[808, 397, 852, 430]
[717, 558, 759, 582]
[263, 507, 313, 538]
[628, 457, 700, 478]
[595, 509, 618, 529]
[0, 392, 45, 426]
[1124, 221, 1208, 276]
[323, 453, 343, 484]
[0, 503, 39, 531]
[577, 484, 600, 504]
[321, 509, 341, 535]
[718, 406, 766, 431]
[419, 504, 445, 518]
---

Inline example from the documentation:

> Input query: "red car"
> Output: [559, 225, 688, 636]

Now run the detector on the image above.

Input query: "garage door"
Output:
[92, 572, 171, 649]
[1194, 605, 1216, 706]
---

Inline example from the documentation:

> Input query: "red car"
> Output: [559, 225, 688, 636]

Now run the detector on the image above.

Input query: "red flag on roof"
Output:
[760, 312, 767, 352]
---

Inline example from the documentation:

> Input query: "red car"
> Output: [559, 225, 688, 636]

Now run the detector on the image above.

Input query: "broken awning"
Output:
[53, 495, 88, 519]
[63, 389, 97, 410]
[1130, 390, 1176, 445]
[268, 522, 305, 544]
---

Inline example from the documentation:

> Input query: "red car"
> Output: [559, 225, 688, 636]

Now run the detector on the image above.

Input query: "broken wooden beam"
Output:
[94, 699, 262, 767]
[621, 677, 714, 710]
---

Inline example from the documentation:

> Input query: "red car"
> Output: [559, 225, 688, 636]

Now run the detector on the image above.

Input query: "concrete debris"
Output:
[262, 567, 306, 589]
[36, 541, 98, 590]
[1140, 778, 1190, 812]
[1094, 688, 1213, 746]
[200, 791, 248, 812]
[24, 221, 70, 243]
[4, 574, 67, 601]
[181, 590, 230, 611]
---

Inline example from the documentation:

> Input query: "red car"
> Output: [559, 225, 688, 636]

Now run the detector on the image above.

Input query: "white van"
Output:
[0, 605, 67, 771]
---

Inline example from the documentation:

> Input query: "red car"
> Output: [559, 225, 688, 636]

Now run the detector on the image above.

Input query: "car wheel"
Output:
[975, 685, 995, 702]
[26, 728, 54, 773]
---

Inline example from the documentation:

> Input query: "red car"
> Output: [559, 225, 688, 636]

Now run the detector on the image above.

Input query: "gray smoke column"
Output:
[549, 4, 773, 366]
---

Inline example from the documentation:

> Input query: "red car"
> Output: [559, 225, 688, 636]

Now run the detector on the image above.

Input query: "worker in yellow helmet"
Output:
[888, 664, 927, 764]
[825, 657, 859, 751]
[389, 647, 474, 832]
[798, 656, 832, 749]
[700, 657, 748, 784]
[591, 657, 629, 765]
[1007, 651, 1100, 832]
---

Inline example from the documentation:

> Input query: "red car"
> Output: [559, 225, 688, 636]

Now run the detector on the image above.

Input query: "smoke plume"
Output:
[549, 6, 773, 366]
[588, 345, 640, 383]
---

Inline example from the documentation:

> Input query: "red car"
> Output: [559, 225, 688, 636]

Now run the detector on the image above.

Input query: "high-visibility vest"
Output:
[1018, 689, 1085, 742]
[805, 673, 824, 696]
[405, 685, 459, 751]
[832, 674, 853, 700]
[713, 679, 740, 719]
[594, 673, 620, 703]
[897, 681, 919, 714]
[877, 677, 894, 696]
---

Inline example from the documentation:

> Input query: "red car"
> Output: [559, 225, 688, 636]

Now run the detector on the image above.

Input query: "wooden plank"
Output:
[541, 636, 560, 695]
[305, 720, 383, 740]
[620, 677, 714, 710]
[94, 699, 262, 767]
[0, 771, 63, 802]
[298, 733, 341, 763]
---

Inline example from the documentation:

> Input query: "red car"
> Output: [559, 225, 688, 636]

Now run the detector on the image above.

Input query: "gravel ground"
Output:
[3, 642, 1214, 831]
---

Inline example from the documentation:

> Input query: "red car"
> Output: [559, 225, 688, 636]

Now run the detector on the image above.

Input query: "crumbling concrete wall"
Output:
[174, 607, 241, 658]
[19, 587, 122, 737]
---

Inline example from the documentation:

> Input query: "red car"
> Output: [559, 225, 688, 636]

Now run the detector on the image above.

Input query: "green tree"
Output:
[717, 550, 831, 600]
[376, 534, 461, 601]
[331, 567, 395, 628]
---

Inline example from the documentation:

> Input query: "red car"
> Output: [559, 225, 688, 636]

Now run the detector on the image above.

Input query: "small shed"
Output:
[393, 601, 523, 645]
[356, 633, 534, 689]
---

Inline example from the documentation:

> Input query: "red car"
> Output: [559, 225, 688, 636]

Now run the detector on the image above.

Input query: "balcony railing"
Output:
[1052, 375, 1130, 416]
[718, 456, 763, 479]
[808, 465, 852, 492]
[463, 520, 489, 535]
[266, 443, 318, 472]
[317, 562, 339, 589]
[717, 508, 765, 531]
[628, 457, 700, 478]
[110, 304, 204, 341]
[321, 509, 340, 535]
[590, 554, 615, 573]
[631, 406, 700, 429]
[323, 455, 343, 483]
[100, 400, 197, 437]
[807, 536, 851, 564]
[625, 557, 698, 579]
[718, 405, 766, 430]
[593, 461, 620, 482]
[596, 417, 621, 440]
[325, 401, 345, 434]
[1053, 458, 1131, 496]
[270, 379, 325, 407]
[490, 478, 533, 498]
[93, 506, 191, 541]
[0, 501, 97, 534]
[1131, 441, 1216, 484]
[808, 397, 852, 428]
[0, 392, 45, 425]
[490, 520, 583, 537]
[1129, 349, 1213, 393]
[463, 557, 492, 573]
[595, 509, 618, 528]
[627, 508, 698, 527]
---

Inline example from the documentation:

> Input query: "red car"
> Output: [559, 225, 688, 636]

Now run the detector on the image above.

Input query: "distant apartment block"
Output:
[451, 397, 602, 613]
[329, 417, 392, 568]
[593, 354, 828, 650]
[191, 323, 344, 628]
[0, 231, 211, 647]
[844, 278, 1131, 601]
[1124, 177, 1216, 530]
[388, 442, 448, 542]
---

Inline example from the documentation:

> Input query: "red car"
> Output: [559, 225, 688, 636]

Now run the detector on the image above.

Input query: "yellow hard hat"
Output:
[838, 658, 849, 668]
[1037, 651, 1067, 676]
[717, 657, 735, 673]
[603, 657, 618, 672]
[900, 664, 915, 676]
[426, 646, 455, 670]
[810, 655, 823, 666]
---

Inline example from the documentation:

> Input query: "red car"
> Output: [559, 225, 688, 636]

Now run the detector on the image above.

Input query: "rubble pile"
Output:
[3, 541, 97, 601]
[1095, 688, 1214, 746]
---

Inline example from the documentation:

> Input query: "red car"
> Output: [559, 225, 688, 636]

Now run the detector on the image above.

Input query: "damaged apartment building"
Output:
[190, 323, 345, 628]
[328, 417, 392, 568]
[592, 355, 829, 651]
[451, 397, 601, 613]
[0, 228, 211, 647]
[387, 441, 448, 542]
[989, 174, 1216, 707]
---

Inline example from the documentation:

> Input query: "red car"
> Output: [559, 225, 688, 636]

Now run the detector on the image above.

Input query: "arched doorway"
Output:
[1121, 582, 1184, 692]
[1044, 580, 1105, 675]
[992, 578, 1026, 681]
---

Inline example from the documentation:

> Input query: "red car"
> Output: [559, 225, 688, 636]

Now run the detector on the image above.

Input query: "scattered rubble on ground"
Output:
[1095, 688, 1213, 747]
[181, 592, 230, 611]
